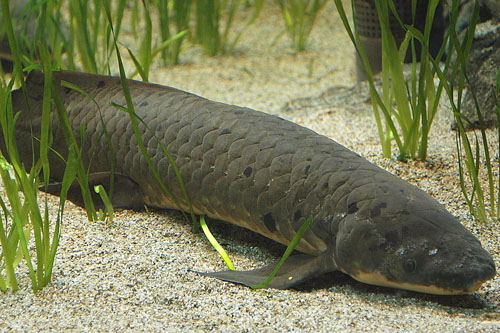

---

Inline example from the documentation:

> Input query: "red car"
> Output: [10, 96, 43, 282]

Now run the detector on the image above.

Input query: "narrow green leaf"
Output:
[94, 185, 114, 223]
[251, 214, 312, 289]
[200, 216, 235, 270]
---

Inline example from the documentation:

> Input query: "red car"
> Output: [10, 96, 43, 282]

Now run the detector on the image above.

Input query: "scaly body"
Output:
[3, 70, 495, 294]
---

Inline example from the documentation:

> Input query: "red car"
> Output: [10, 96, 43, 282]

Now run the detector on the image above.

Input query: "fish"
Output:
[1, 70, 496, 295]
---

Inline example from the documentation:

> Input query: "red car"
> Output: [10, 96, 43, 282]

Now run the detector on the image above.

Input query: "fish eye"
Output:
[403, 259, 417, 273]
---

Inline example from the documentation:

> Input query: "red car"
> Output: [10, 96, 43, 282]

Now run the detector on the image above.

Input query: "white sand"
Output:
[0, 1, 499, 331]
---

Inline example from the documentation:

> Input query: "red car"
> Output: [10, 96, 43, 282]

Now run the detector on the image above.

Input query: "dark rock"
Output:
[456, 16, 500, 130]
[446, 0, 499, 130]
[481, 0, 500, 23]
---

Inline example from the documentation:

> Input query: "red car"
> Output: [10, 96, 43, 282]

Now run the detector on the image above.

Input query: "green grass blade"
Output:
[333, 0, 403, 158]
[69, 0, 98, 73]
[0, 158, 19, 291]
[94, 185, 114, 223]
[200, 216, 235, 270]
[138, 0, 152, 81]
[126, 47, 147, 81]
[104, 1, 198, 231]
[228, 0, 264, 52]
[251, 214, 312, 289]
[170, 0, 192, 64]
[155, 0, 170, 63]
[110, 101, 198, 229]
[51, 76, 98, 221]
[39, 43, 53, 189]
[279, 0, 327, 51]
[2, 168, 38, 292]
[60, 79, 119, 202]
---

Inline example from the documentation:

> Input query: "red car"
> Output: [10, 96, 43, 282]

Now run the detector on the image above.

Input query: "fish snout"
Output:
[431, 243, 497, 293]
[462, 255, 496, 291]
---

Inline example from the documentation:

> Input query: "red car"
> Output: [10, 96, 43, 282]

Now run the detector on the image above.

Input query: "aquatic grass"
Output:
[0, 153, 40, 292]
[0, 24, 84, 294]
[0, 0, 75, 292]
[154, 0, 171, 63]
[103, 1, 199, 231]
[195, 0, 264, 55]
[226, 0, 264, 54]
[137, 0, 152, 81]
[126, 30, 188, 81]
[442, 0, 500, 223]
[278, 0, 328, 51]
[125, 0, 191, 68]
[5, 0, 266, 72]
[199, 214, 312, 285]
[195, 0, 221, 56]
[251, 214, 312, 289]
[335, 0, 498, 221]
[67, 0, 128, 74]
[106, 2, 312, 279]
[94, 185, 114, 224]
[418, 0, 500, 223]
[334, 0, 447, 161]
[154, 0, 192, 65]
[50, 77, 99, 221]
[334, 0, 399, 157]
[0, 0, 189, 291]
[0, 116, 82, 292]
[0, 0, 120, 73]
[3, 0, 348, 290]
[68, 0, 101, 73]
[200, 215, 235, 270]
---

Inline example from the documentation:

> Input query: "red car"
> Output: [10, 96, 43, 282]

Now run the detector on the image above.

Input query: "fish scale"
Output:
[5, 70, 495, 294]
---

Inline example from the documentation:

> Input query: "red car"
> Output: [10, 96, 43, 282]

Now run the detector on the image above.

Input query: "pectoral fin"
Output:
[199, 253, 336, 289]
[42, 172, 144, 209]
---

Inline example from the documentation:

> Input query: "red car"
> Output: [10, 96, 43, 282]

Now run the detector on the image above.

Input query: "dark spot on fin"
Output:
[97, 80, 105, 88]
[197, 254, 337, 289]
[263, 213, 276, 232]
[243, 166, 253, 177]
[41, 172, 144, 209]
[348, 202, 358, 214]
[304, 165, 310, 175]
[234, 110, 244, 115]
[140, 100, 149, 107]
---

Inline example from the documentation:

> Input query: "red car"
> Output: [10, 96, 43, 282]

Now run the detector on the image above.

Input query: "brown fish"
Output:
[2, 70, 496, 294]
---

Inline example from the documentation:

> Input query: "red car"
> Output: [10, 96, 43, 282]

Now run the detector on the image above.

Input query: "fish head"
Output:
[334, 182, 496, 295]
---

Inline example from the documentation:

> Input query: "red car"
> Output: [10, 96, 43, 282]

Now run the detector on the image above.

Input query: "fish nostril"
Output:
[474, 261, 496, 281]
[484, 262, 496, 278]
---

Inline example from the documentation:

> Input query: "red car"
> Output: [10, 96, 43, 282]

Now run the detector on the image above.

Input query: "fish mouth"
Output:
[350, 271, 493, 295]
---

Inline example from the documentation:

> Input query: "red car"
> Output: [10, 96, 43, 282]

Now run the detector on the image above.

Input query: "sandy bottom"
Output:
[0, 1, 499, 331]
